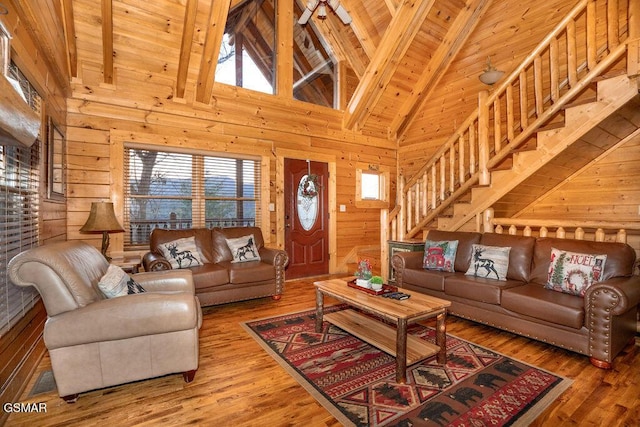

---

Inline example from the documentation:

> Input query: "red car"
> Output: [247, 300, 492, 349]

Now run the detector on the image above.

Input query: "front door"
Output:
[284, 158, 329, 279]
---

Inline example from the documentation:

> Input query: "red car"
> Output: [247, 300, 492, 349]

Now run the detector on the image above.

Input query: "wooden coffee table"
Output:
[314, 277, 451, 383]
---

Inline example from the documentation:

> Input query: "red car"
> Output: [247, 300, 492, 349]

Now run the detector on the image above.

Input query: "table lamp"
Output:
[80, 201, 124, 261]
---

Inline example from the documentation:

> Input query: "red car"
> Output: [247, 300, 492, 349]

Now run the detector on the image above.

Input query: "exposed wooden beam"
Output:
[101, 0, 113, 84]
[384, 0, 400, 14]
[343, 0, 435, 131]
[60, 0, 77, 79]
[175, 0, 198, 99]
[309, 16, 368, 79]
[392, 0, 493, 138]
[340, 0, 378, 59]
[276, 0, 293, 98]
[195, 0, 231, 104]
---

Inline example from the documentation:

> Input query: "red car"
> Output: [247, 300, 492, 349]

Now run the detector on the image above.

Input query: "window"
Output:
[1, 63, 41, 336]
[124, 147, 261, 249]
[216, 0, 276, 95]
[355, 163, 389, 208]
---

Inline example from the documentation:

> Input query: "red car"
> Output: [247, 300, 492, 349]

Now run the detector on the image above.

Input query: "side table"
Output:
[111, 256, 142, 274]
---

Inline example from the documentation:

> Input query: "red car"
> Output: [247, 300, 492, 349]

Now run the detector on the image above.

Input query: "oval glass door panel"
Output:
[297, 175, 318, 231]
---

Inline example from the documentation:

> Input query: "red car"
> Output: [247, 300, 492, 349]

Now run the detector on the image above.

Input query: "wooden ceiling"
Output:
[11, 0, 584, 145]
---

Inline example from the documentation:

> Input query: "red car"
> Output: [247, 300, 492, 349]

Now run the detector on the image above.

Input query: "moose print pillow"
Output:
[464, 244, 511, 281]
[225, 234, 261, 263]
[159, 236, 204, 269]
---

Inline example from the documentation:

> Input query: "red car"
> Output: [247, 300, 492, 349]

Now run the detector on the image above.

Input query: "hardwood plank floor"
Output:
[5, 276, 639, 426]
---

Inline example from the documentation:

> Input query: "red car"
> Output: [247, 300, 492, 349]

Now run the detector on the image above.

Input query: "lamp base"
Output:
[101, 231, 112, 262]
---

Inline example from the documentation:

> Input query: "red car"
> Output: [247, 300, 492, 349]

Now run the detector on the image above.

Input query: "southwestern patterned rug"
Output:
[241, 305, 572, 427]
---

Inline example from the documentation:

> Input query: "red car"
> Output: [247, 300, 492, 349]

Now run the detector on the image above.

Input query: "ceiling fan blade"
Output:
[332, 4, 352, 24]
[297, 8, 314, 25]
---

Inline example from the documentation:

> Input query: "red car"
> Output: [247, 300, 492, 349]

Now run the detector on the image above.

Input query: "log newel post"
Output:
[483, 208, 494, 233]
[629, 0, 640, 76]
[478, 90, 490, 186]
[398, 176, 406, 240]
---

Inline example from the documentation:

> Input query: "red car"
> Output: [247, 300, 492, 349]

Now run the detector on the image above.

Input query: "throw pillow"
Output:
[225, 234, 261, 263]
[465, 244, 511, 281]
[158, 236, 204, 269]
[545, 248, 607, 296]
[98, 264, 146, 298]
[423, 240, 458, 272]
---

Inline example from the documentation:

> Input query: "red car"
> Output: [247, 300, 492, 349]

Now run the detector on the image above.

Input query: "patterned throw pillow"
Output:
[98, 264, 146, 298]
[423, 240, 458, 272]
[225, 234, 261, 263]
[465, 244, 511, 281]
[545, 248, 607, 296]
[158, 236, 204, 269]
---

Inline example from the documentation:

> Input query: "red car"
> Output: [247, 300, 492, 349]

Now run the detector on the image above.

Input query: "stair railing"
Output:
[381, 0, 639, 280]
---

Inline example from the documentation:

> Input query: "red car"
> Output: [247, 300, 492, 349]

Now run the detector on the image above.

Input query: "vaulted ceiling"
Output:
[11, 0, 581, 146]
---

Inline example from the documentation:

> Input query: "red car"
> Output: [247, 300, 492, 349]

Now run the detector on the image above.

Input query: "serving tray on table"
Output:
[347, 279, 397, 295]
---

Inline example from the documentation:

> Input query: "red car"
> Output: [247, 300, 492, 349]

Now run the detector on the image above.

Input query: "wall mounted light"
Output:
[478, 57, 504, 86]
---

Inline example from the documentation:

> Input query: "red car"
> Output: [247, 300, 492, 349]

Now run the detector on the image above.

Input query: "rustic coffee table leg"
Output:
[436, 310, 447, 365]
[396, 319, 408, 383]
[315, 288, 324, 333]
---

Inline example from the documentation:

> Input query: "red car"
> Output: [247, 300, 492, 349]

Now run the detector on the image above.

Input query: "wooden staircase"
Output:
[438, 74, 639, 231]
[380, 0, 640, 280]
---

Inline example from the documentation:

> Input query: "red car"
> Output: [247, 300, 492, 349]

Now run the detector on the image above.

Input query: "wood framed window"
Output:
[355, 162, 389, 208]
[123, 145, 261, 250]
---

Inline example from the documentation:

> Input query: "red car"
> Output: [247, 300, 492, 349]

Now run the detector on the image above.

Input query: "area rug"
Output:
[241, 305, 572, 427]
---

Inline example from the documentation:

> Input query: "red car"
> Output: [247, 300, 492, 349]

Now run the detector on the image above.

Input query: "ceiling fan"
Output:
[298, 0, 352, 25]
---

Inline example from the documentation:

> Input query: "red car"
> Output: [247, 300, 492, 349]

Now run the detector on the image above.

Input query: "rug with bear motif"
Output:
[242, 305, 572, 426]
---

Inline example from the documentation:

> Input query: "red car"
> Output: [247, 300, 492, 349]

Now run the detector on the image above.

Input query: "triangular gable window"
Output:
[217, 0, 338, 109]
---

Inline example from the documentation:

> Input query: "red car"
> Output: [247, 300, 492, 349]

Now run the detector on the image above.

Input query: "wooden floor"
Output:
[5, 276, 640, 426]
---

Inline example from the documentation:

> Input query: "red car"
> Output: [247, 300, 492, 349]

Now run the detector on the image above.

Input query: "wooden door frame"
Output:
[276, 148, 337, 274]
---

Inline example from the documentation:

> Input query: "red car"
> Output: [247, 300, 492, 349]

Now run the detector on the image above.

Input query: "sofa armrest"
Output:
[391, 251, 423, 286]
[132, 269, 195, 294]
[142, 251, 172, 271]
[44, 292, 201, 349]
[585, 276, 640, 318]
[259, 247, 289, 268]
[584, 276, 640, 364]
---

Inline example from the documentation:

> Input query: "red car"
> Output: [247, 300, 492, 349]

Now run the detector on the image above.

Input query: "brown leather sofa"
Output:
[8, 240, 202, 402]
[142, 226, 289, 306]
[391, 230, 640, 369]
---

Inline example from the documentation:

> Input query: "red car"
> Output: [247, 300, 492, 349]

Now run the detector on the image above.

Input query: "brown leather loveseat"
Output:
[143, 226, 289, 306]
[392, 230, 640, 369]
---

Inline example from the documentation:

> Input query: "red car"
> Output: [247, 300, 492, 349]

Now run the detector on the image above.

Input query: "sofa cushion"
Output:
[545, 248, 607, 296]
[423, 240, 458, 272]
[158, 236, 204, 269]
[212, 227, 266, 263]
[465, 244, 510, 281]
[444, 273, 524, 305]
[501, 283, 585, 329]
[225, 234, 261, 263]
[188, 263, 230, 289]
[150, 228, 215, 264]
[479, 233, 536, 282]
[531, 237, 635, 285]
[98, 265, 146, 298]
[425, 230, 481, 272]
[402, 268, 453, 292]
[221, 260, 276, 284]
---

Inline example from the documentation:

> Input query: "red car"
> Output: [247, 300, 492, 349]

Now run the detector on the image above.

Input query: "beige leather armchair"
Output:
[8, 241, 202, 402]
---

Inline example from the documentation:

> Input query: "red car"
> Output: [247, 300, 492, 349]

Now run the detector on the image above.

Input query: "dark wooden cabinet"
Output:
[387, 239, 424, 283]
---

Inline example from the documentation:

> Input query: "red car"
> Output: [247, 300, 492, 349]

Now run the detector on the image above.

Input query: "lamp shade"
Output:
[80, 202, 124, 233]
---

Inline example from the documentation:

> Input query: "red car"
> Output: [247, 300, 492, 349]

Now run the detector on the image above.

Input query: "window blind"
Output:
[124, 147, 260, 250]
[0, 62, 41, 337]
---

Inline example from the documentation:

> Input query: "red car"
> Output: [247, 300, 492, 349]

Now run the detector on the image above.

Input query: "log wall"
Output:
[66, 62, 397, 268]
